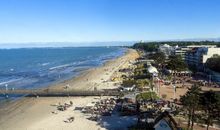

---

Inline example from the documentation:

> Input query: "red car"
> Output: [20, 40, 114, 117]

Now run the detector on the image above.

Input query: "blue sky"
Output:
[0, 0, 220, 44]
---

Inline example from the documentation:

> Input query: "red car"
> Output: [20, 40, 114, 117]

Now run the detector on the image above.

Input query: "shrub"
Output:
[136, 92, 159, 100]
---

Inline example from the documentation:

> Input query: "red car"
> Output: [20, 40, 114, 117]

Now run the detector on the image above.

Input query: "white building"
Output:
[203, 48, 220, 63]
[174, 45, 216, 60]
[185, 46, 220, 70]
[159, 44, 175, 58]
[174, 47, 191, 60]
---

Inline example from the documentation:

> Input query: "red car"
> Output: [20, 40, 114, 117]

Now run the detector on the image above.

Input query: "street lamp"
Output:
[5, 84, 9, 98]
[172, 84, 176, 99]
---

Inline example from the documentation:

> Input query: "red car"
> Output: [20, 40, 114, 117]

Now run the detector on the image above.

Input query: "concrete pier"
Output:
[0, 88, 120, 97]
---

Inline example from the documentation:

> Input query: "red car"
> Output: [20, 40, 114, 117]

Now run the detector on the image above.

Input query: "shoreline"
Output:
[0, 47, 126, 104]
[46, 47, 129, 91]
[0, 48, 139, 130]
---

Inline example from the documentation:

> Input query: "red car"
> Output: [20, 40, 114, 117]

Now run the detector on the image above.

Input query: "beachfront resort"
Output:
[0, 41, 220, 130]
[1, 0, 220, 129]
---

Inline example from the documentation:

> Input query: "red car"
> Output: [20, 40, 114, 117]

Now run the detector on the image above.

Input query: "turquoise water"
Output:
[0, 47, 125, 92]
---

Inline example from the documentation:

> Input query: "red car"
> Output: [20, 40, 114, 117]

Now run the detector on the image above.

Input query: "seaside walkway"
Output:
[0, 88, 121, 97]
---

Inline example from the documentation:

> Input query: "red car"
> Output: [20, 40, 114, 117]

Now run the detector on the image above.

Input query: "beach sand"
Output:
[0, 49, 139, 130]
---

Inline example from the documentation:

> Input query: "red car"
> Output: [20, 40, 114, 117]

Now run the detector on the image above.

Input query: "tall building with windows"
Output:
[174, 47, 190, 60]
[174, 45, 216, 60]
[185, 46, 220, 71]
[158, 44, 175, 59]
[159, 44, 219, 71]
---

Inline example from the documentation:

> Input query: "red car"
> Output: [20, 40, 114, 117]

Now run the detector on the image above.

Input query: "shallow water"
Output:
[0, 47, 126, 99]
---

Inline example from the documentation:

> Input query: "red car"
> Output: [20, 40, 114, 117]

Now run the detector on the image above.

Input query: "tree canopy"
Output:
[149, 52, 166, 66]
[133, 41, 220, 52]
[206, 54, 220, 73]
[200, 91, 220, 130]
[166, 55, 187, 72]
[180, 85, 220, 130]
[136, 92, 159, 100]
[180, 85, 201, 130]
[133, 42, 159, 52]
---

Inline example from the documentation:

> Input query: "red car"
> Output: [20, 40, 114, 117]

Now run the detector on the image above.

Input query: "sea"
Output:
[0, 47, 126, 100]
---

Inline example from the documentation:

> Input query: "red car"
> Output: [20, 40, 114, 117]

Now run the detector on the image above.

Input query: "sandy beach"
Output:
[0, 49, 139, 130]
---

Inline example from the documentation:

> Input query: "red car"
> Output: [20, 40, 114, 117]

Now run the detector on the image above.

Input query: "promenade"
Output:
[0, 88, 120, 97]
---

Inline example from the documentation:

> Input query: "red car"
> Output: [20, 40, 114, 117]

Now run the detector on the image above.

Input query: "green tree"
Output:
[122, 79, 136, 87]
[136, 79, 149, 90]
[167, 55, 187, 72]
[206, 54, 220, 73]
[133, 41, 220, 51]
[136, 92, 159, 100]
[133, 42, 159, 52]
[150, 52, 166, 67]
[180, 84, 201, 130]
[166, 55, 187, 87]
[200, 91, 220, 130]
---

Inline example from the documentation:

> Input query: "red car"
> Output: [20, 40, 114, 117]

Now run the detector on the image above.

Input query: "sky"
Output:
[0, 0, 220, 45]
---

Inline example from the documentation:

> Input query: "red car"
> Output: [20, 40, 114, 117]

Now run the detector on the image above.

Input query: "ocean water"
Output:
[0, 47, 126, 93]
